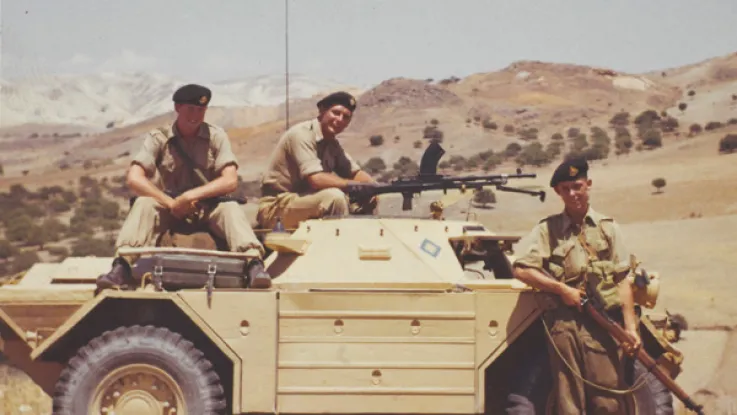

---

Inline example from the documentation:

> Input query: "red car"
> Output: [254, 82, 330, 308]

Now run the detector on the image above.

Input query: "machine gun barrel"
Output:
[350, 176, 544, 211]
[352, 140, 546, 210]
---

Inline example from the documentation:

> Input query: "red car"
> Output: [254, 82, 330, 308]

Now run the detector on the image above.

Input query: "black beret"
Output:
[173, 84, 211, 106]
[550, 158, 589, 187]
[317, 91, 357, 112]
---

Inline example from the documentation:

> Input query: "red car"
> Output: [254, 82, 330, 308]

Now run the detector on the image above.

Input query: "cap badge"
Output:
[569, 166, 578, 176]
[350, 98, 356, 106]
[199, 95, 208, 104]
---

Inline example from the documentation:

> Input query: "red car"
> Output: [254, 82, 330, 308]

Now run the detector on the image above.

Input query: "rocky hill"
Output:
[0, 51, 735, 185]
[0, 72, 357, 129]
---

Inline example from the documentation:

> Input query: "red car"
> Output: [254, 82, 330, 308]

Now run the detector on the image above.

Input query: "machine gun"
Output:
[348, 140, 546, 210]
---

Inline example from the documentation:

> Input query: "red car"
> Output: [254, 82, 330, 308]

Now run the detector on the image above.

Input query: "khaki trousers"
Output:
[115, 197, 264, 261]
[257, 188, 377, 230]
[543, 306, 627, 415]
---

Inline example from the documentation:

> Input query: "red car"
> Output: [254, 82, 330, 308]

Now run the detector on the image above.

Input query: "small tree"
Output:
[413, 140, 423, 149]
[473, 189, 496, 208]
[363, 157, 387, 175]
[705, 121, 723, 131]
[641, 129, 663, 149]
[504, 142, 522, 158]
[689, 123, 702, 136]
[423, 126, 444, 141]
[369, 135, 384, 146]
[719, 134, 737, 154]
[482, 119, 497, 130]
[0, 239, 18, 260]
[609, 112, 630, 127]
[651, 178, 666, 193]
[660, 117, 679, 133]
[678, 102, 687, 112]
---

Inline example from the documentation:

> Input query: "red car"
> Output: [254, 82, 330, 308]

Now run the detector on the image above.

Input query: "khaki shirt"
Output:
[513, 207, 631, 284]
[260, 119, 361, 195]
[132, 122, 238, 194]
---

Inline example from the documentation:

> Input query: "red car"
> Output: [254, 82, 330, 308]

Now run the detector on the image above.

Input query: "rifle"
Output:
[580, 296, 705, 414]
[349, 141, 546, 210]
[129, 191, 247, 209]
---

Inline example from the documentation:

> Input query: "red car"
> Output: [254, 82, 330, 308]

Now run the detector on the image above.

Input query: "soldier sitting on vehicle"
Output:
[257, 91, 379, 230]
[96, 84, 271, 292]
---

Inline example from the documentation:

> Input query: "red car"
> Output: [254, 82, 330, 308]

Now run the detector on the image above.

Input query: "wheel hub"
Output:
[92, 363, 184, 415]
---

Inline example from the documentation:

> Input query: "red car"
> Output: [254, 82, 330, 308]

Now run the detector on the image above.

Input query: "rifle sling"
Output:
[169, 136, 210, 187]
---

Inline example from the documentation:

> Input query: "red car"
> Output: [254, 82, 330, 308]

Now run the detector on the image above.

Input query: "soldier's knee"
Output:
[318, 188, 348, 215]
[218, 201, 243, 216]
[590, 397, 621, 415]
[129, 196, 159, 214]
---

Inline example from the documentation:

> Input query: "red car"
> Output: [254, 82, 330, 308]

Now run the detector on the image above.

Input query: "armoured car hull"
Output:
[0, 217, 683, 414]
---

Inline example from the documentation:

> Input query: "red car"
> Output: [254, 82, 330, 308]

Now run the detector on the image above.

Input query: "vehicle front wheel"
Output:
[52, 325, 226, 415]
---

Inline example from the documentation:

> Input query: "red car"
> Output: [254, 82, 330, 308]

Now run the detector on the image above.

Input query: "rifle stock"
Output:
[535, 268, 704, 413]
[581, 299, 704, 414]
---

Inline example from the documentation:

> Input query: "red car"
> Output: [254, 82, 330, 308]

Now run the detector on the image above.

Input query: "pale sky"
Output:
[1, 0, 736, 87]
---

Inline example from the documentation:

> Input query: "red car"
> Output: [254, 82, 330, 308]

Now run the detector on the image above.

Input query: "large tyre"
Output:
[629, 359, 675, 415]
[53, 325, 226, 415]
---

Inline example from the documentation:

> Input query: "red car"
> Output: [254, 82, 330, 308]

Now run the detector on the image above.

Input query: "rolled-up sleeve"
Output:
[608, 221, 633, 282]
[345, 151, 361, 175]
[287, 131, 323, 179]
[131, 132, 162, 176]
[513, 223, 550, 272]
[212, 130, 239, 172]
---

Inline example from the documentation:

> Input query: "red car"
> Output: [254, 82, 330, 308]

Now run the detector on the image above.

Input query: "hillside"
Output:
[0, 51, 735, 186]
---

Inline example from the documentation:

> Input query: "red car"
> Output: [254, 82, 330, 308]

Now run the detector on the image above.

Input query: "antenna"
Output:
[284, 0, 289, 127]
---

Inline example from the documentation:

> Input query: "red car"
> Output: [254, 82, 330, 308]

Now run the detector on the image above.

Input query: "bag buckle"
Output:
[153, 264, 163, 291]
[207, 263, 217, 307]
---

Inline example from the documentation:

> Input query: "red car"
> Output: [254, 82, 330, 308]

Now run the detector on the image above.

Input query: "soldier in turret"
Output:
[257, 91, 378, 230]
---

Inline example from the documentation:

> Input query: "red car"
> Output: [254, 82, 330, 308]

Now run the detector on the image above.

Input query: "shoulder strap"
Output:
[169, 136, 209, 186]
[577, 230, 599, 262]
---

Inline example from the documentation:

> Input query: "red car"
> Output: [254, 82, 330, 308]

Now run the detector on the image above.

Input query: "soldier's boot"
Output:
[95, 257, 134, 294]
[246, 259, 272, 289]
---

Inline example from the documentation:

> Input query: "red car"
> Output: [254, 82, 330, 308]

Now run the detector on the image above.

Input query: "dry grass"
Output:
[0, 365, 51, 414]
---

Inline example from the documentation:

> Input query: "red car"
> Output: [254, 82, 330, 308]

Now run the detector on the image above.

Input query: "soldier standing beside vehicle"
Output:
[257, 91, 378, 230]
[511, 158, 641, 414]
[96, 83, 271, 291]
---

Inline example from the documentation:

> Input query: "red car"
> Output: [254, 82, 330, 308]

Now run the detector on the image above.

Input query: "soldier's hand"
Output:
[559, 284, 583, 311]
[171, 193, 199, 220]
[345, 182, 378, 200]
[622, 326, 642, 356]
